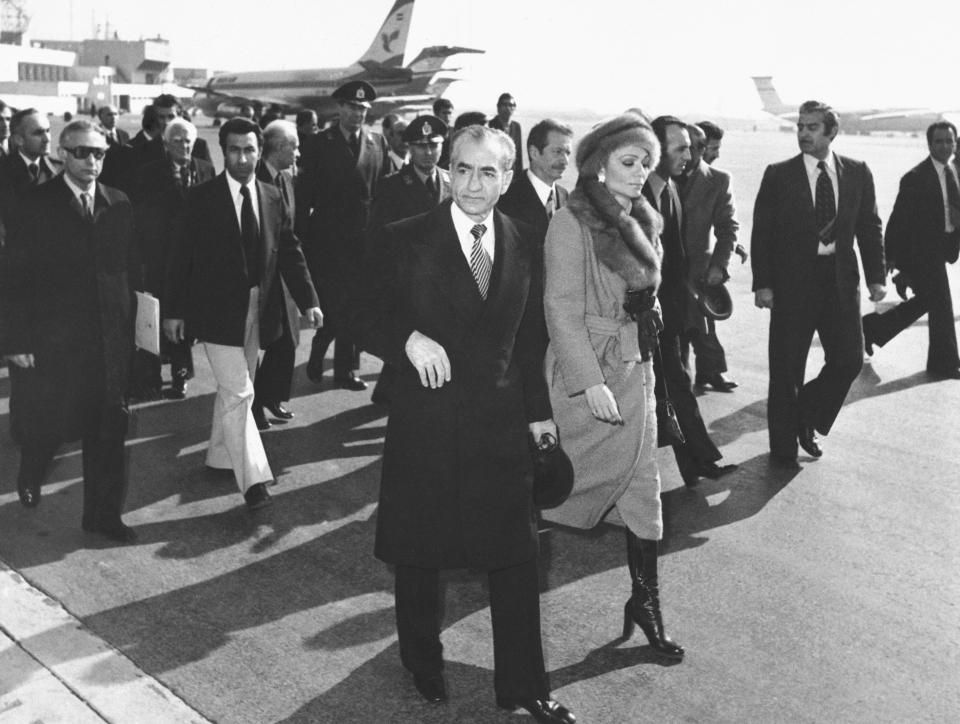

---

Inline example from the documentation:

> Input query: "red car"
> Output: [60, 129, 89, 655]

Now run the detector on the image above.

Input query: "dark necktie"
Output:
[815, 160, 837, 244]
[80, 192, 93, 221]
[944, 164, 960, 230]
[275, 172, 290, 208]
[349, 133, 360, 159]
[239, 185, 260, 286]
[28, 162, 39, 185]
[469, 223, 491, 299]
[545, 188, 555, 219]
[179, 164, 191, 189]
[425, 173, 437, 201]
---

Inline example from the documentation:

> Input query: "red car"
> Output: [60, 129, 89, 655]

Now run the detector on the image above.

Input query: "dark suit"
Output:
[1, 177, 135, 529]
[0, 152, 62, 444]
[125, 156, 215, 393]
[752, 153, 884, 457]
[489, 117, 523, 176]
[253, 161, 301, 408]
[357, 200, 551, 702]
[866, 157, 960, 373]
[297, 122, 391, 377]
[165, 173, 318, 492]
[678, 159, 739, 376]
[644, 175, 722, 474]
[103, 127, 130, 148]
[497, 170, 569, 244]
[366, 164, 451, 403]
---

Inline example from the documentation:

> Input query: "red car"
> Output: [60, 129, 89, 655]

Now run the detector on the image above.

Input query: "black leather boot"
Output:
[623, 530, 684, 659]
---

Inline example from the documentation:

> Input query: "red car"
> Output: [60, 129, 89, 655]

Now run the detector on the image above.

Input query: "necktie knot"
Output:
[817, 160, 828, 173]
[28, 162, 39, 182]
[545, 188, 555, 218]
[80, 192, 92, 220]
[469, 224, 491, 299]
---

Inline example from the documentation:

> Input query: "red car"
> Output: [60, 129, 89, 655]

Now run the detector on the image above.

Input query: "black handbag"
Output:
[529, 431, 574, 509]
[655, 344, 686, 446]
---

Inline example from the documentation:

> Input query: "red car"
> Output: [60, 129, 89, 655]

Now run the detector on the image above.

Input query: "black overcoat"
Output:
[358, 201, 551, 571]
[2, 176, 135, 439]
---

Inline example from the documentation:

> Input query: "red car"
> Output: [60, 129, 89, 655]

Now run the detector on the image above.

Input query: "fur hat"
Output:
[576, 113, 660, 178]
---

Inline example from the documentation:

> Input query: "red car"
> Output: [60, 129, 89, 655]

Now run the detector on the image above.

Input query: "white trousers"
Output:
[203, 288, 272, 493]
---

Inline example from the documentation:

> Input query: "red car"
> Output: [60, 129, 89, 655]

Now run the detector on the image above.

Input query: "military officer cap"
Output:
[332, 80, 377, 108]
[402, 115, 447, 144]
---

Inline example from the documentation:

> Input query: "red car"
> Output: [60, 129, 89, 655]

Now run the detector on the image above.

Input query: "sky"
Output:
[19, 0, 958, 118]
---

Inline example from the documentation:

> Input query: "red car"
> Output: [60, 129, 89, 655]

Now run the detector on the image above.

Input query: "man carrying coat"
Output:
[357, 125, 575, 724]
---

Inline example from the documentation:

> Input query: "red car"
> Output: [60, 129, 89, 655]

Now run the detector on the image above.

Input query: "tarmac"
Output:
[1, 127, 959, 723]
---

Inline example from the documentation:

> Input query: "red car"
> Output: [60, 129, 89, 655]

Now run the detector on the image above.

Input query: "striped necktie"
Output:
[469, 223, 491, 299]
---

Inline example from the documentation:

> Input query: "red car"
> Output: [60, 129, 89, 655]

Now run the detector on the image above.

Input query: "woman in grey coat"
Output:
[541, 113, 683, 659]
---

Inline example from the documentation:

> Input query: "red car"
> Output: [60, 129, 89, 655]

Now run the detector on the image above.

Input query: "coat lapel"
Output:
[419, 201, 485, 323]
[484, 209, 528, 321]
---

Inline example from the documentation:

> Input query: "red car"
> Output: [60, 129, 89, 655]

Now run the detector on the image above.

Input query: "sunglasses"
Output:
[62, 146, 107, 160]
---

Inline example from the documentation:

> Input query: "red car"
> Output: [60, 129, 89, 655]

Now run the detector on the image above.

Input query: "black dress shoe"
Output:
[892, 271, 911, 301]
[798, 424, 823, 458]
[927, 367, 960, 380]
[497, 698, 576, 724]
[770, 453, 800, 469]
[17, 478, 40, 508]
[265, 401, 294, 420]
[412, 673, 447, 703]
[698, 461, 738, 479]
[862, 313, 879, 356]
[694, 373, 737, 391]
[165, 379, 187, 400]
[244, 483, 272, 511]
[96, 523, 138, 544]
[252, 406, 271, 431]
[334, 372, 368, 391]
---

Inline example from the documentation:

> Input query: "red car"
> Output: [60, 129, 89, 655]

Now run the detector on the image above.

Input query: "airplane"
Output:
[188, 0, 483, 123]
[752, 76, 958, 134]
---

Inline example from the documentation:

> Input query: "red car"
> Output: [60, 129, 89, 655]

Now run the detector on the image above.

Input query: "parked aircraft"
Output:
[752, 76, 957, 134]
[189, 0, 482, 122]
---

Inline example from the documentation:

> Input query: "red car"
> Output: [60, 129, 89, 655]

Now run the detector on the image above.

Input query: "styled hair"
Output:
[263, 119, 297, 154]
[527, 118, 573, 153]
[697, 120, 724, 141]
[381, 112, 400, 132]
[163, 117, 197, 142]
[497, 93, 515, 106]
[650, 115, 685, 147]
[450, 124, 515, 173]
[453, 111, 487, 130]
[798, 100, 839, 133]
[433, 97, 453, 114]
[576, 113, 660, 179]
[152, 93, 181, 111]
[59, 118, 104, 146]
[218, 117, 263, 150]
[926, 120, 958, 145]
[686, 123, 706, 147]
[11, 107, 41, 136]
[142, 104, 161, 133]
[296, 109, 317, 126]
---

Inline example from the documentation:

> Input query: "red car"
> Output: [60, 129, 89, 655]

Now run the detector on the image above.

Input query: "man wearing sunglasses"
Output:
[1, 119, 139, 543]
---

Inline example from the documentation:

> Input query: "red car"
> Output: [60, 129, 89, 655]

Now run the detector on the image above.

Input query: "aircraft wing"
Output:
[858, 109, 935, 121]
[406, 45, 485, 73]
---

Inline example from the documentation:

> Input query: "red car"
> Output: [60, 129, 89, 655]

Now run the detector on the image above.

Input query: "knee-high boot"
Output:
[623, 529, 684, 659]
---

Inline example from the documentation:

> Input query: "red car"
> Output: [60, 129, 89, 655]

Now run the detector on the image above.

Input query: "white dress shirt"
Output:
[527, 169, 555, 208]
[803, 152, 838, 255]
[931, 156, 958, 233]
[450, 202, 495, 264]
[224, 172, 260, 230]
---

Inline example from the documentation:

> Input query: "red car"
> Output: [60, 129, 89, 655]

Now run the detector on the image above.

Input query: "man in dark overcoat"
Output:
[1, 119, 138, 543]
[365, 114, 451, 406]
[752, 100, 886, 463]
[297, 80, 391, 390]
[862, 121, 960, 377]
[356, 125, 574, 724]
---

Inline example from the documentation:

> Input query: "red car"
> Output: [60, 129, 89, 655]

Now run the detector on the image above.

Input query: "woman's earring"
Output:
[597, 170, 606, 183]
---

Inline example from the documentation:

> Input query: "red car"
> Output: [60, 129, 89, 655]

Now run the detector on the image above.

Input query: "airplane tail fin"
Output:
[405, 45, 485, 74]
[357, 0, 416, 69]
[751, 76, 790, 114]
